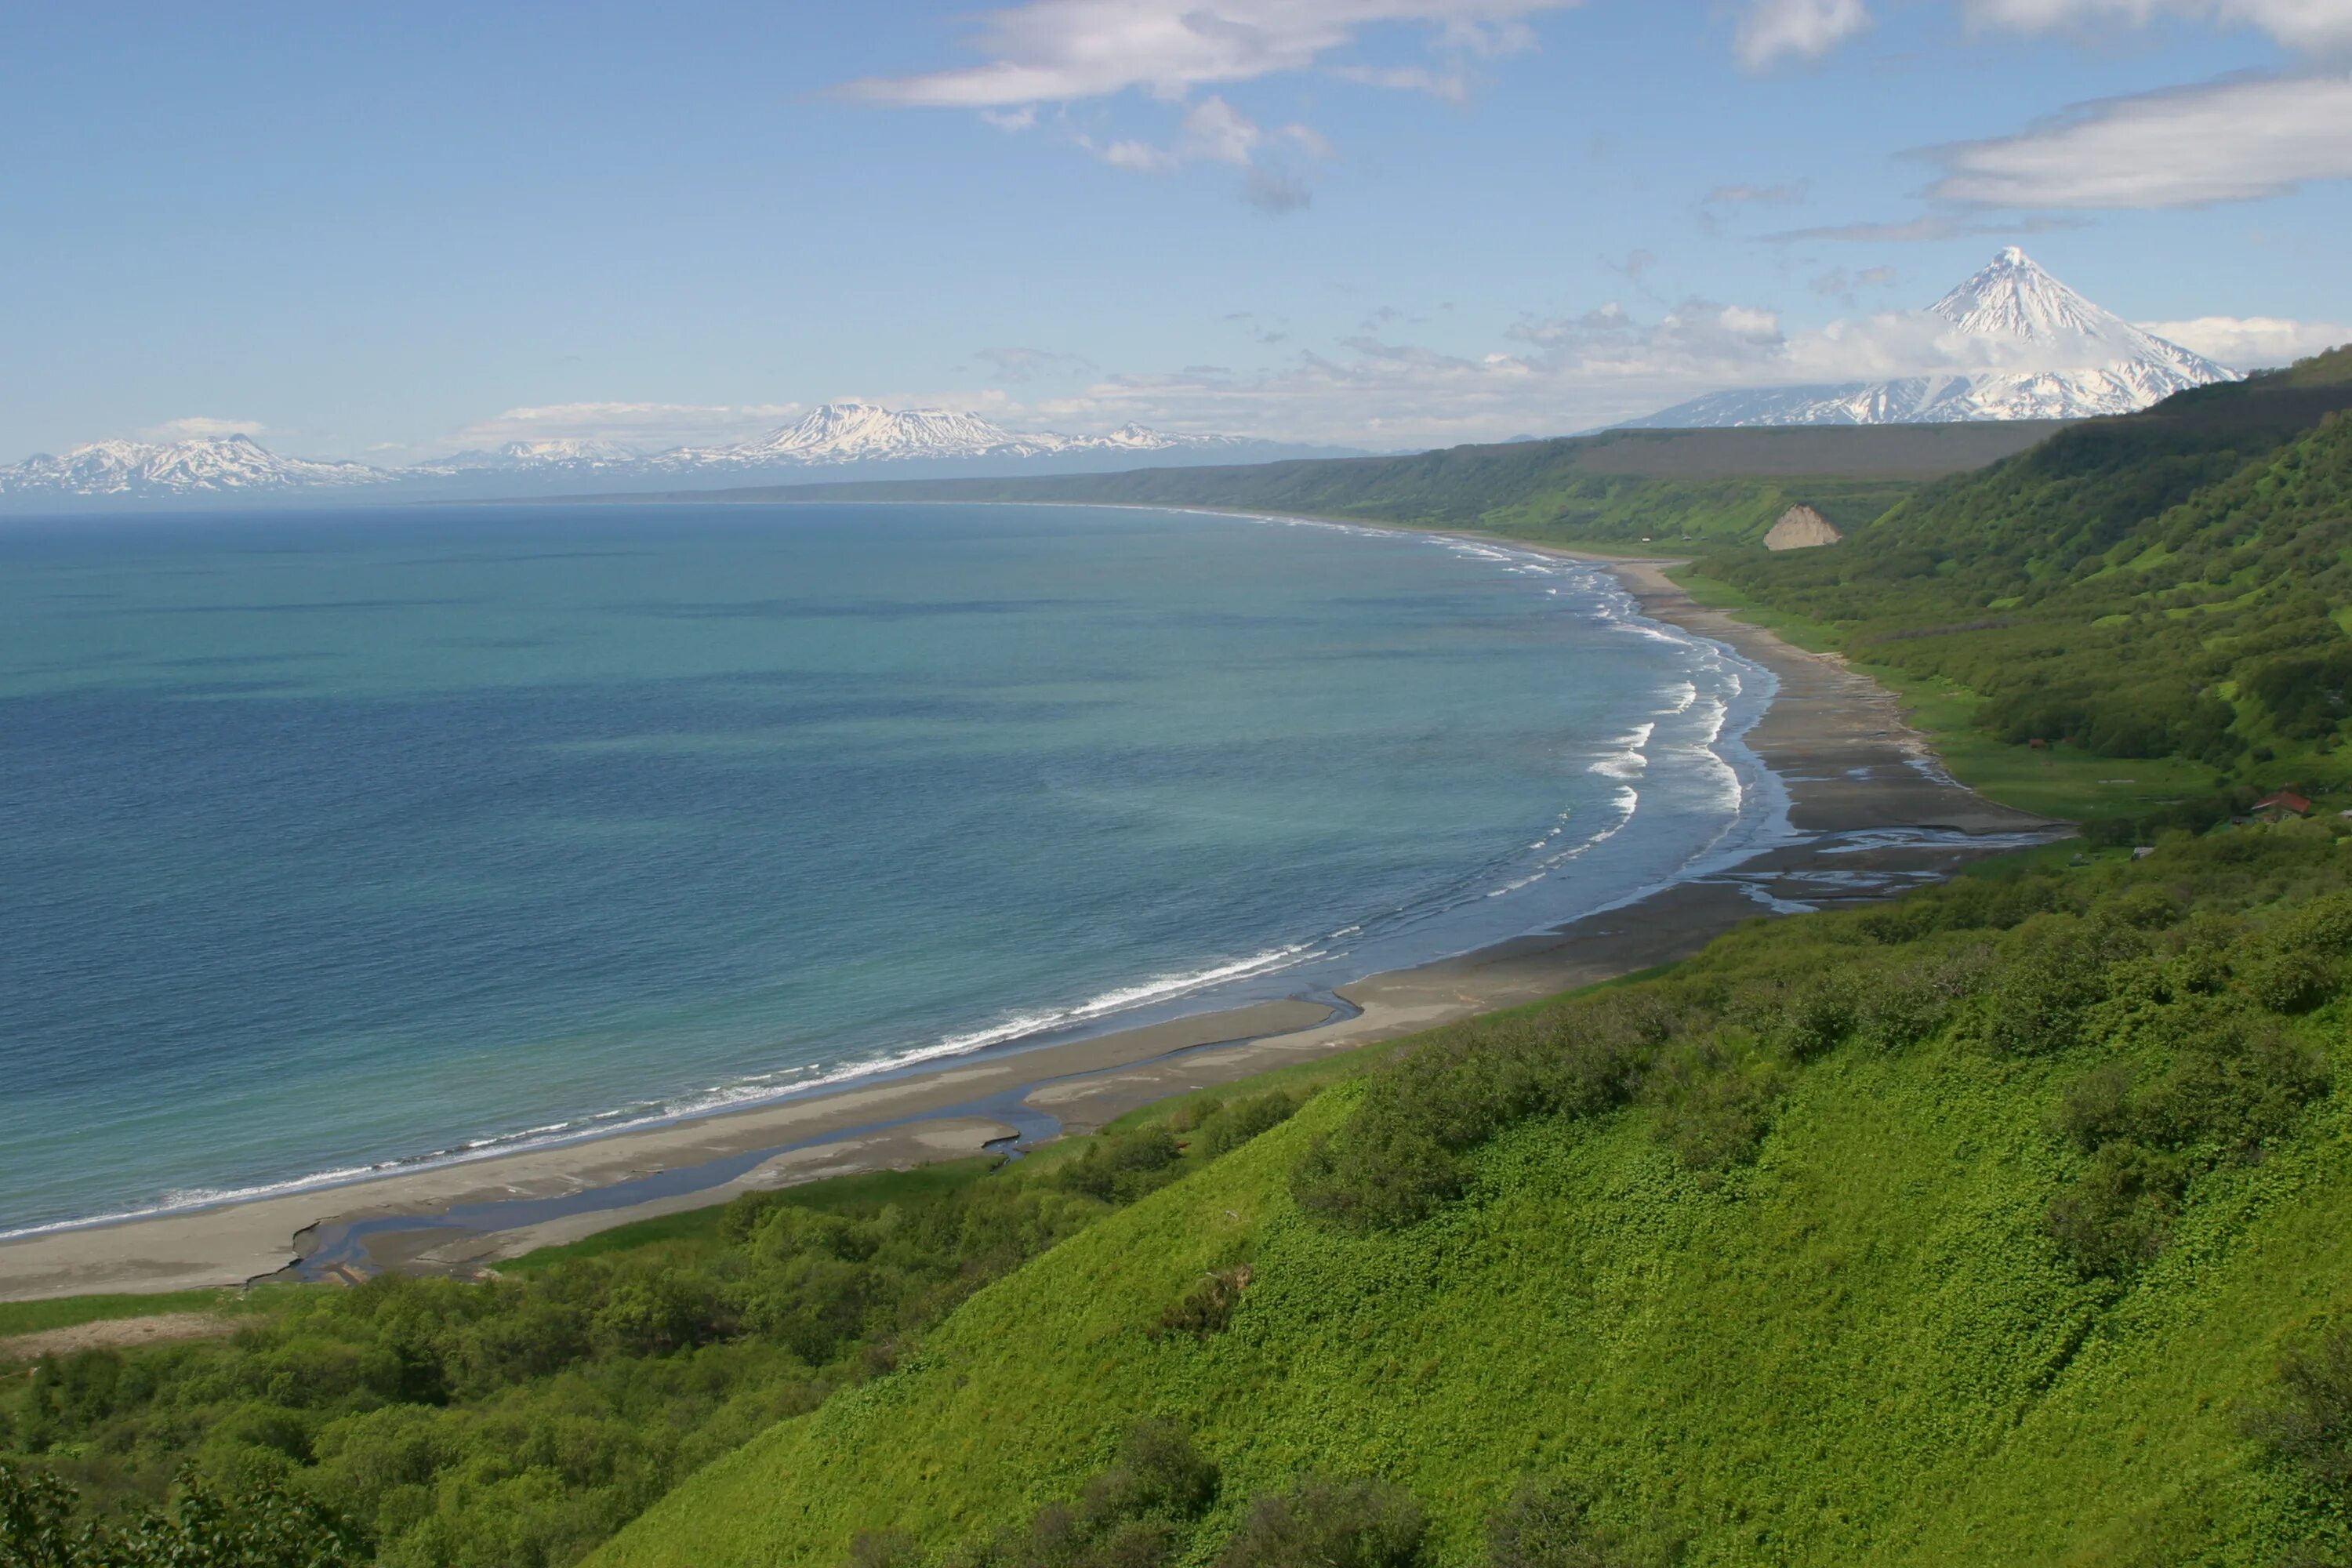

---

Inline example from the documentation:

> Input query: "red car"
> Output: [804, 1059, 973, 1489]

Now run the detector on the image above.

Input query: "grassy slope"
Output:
[0, 1290, 254, 1341]
[597, 991, 2347, 1568]
[1671, 572, 2220, 824]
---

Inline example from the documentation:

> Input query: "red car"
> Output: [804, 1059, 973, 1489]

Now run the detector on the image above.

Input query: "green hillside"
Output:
[614, 423, 2068, 551]
[1702, 350, 2352, 814]
[601, 833, 2352, 1568]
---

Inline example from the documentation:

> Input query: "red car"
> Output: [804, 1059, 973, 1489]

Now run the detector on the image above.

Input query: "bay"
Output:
[0, 503, 1781, 1233]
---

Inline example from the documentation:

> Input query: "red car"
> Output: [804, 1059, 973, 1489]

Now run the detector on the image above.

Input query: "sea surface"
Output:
[0, 503, 1786, 1236]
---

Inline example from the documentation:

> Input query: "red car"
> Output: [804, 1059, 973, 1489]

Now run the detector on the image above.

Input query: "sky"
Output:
[3, 0, 2348, 462]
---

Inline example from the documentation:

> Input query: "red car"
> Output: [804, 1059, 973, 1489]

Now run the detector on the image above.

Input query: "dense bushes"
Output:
[1484, 1479, 1664, 1568]
[844, 1429, 1679, 1568]
[2247, 1329, 2352, 1493]
[846, 1421, 1221, 1568]
[0, 1461, 363, 1568]
[2, 1093, 1311, 1567]
[1292, 830, 2347, 1287]
[1218, 1476, 1425, 1568]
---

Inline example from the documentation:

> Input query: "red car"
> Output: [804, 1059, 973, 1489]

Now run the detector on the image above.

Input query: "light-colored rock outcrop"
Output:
[1764, 505, 1842, 550]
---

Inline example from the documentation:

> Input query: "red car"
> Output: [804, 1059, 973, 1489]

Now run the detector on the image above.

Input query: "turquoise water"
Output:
[0, 503, 1783, 1234]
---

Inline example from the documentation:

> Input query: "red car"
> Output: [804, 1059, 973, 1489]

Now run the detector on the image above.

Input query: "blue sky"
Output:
[3, 0, 2347, 459]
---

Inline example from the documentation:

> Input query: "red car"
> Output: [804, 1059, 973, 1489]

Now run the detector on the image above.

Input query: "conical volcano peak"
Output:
[1623, 247, 2238, 428]
[1929, 248, 2140, 347]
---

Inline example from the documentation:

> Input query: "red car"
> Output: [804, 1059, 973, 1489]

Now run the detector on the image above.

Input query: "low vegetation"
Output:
[0, 1096, 1302, 1568]
[593, 826, 2352, 1568]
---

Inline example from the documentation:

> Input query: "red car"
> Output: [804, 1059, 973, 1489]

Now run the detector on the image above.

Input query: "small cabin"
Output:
[1763, 505, 1843, 551]
[2252, 789, 2313, 822]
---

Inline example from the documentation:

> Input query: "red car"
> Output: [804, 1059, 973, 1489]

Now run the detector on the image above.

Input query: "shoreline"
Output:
[0, 524, 2060, 1301]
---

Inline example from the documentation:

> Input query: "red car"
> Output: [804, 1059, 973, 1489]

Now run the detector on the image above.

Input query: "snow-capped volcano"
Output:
[0, 434, 383, 499]
[652, 402, 1251, 470]
[1624, 249, 2238, 428]
[414, 437, 646, 472]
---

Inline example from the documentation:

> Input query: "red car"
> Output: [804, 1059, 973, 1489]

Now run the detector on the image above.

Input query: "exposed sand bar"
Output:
[0, 541, 2059, 1301]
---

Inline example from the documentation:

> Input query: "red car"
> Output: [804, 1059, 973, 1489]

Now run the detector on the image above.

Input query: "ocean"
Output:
[0, 502, 1785, 1236]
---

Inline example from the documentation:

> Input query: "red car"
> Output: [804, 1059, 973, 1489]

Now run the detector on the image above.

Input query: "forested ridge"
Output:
[1704, 349, 2352, 788]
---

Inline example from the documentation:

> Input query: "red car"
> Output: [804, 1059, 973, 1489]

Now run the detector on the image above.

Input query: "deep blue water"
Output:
[0, 503, 1783, 1234]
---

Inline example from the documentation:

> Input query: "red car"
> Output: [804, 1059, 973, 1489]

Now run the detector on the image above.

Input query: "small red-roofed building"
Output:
[2252, 790, 2313, 822]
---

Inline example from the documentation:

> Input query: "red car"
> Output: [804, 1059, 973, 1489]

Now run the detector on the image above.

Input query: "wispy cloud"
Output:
[1078, 96, 1334, 210]
[443, 401, 804, 452]
[1732, 0, 2352, 71]
[1762, 212, 2086, 242]
[142, 416, 268, 441]
[975, 346, 1098, 381]
[1962, 0, 2352, 52]
[1703, 180, 1813, 209]
[837, 1, 1581, 107]
[1810, 264, 1901, 297]
[1735, 0, 1875, 69]
[838, 1, 1576, 209]
[1926, 73, 2352, 208]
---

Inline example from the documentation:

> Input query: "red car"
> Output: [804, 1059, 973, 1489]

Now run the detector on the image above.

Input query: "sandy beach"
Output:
[0, 540, 2057, 1302]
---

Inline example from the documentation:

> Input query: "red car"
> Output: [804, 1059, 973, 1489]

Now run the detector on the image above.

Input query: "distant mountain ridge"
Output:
[0, 434, 383, 499]
[1625, 249, 2238, 428]
[0, 403, 1346, 508]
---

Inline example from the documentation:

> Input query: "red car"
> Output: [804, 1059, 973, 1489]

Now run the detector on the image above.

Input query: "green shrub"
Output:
[1079, 1421, 1220, 1525]
[1055, 1128, 1184, 1204]
[1485, 1479, 1651, 1568]
[2047, 1141, 2183, 1279]
[1643, 1038, 1780, 1177]
[1153, 1269, 1250, 1343]
[0, 1462, 365, 1568]
[1980, 915, 2124, 1056]
[2244, 1329, 2352, 1492]
[1217, 1475, 1425, 1568]
[1289, 1127, 1463, 1234]
[925, 1421, 1218, 1568]
[1196, 1092, 1299, 1160]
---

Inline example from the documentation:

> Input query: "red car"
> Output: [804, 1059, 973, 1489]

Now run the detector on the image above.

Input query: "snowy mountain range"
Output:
[1624, 249, 2238, 428]
[0, 435, 383, 499]
[0, 404, 1335, 508]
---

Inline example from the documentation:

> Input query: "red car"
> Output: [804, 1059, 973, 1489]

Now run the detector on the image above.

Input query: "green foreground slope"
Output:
[601, 838, 2352, 1568]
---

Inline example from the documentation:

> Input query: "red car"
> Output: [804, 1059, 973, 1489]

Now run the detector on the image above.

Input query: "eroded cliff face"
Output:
[1764, 504, 1842, 550]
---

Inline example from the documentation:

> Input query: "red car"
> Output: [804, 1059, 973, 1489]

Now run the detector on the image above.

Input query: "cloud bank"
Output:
[1925, 72, 2352, 208]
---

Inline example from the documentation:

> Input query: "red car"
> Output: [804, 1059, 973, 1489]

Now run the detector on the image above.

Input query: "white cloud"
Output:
[839, 0, 1571, 207]
[838, 0, 1580, 107]
[1082, 96, 1334, 208]
[445, 401, 804, 452]
[1735, 0, 1875, 68]
[142, 416, 268, 441]
[2138, 314, 2352, 367]
[1926, 72, 2352, 207]
[1963, 0, 2352, 52]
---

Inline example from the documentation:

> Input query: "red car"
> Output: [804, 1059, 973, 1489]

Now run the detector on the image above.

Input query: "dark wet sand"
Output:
[0, 546, 2060, 1301]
